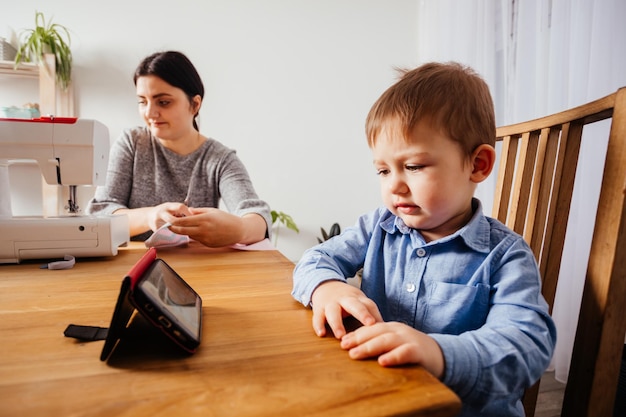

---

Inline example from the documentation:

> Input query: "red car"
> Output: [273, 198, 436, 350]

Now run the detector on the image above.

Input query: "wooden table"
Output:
[0, 242, 461, 417]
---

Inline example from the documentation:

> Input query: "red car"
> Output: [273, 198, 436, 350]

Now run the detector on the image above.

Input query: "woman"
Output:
[88, 51, 271, 247]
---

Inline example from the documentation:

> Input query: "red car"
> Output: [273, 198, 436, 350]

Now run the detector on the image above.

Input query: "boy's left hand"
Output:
[340, 321, 445, 379]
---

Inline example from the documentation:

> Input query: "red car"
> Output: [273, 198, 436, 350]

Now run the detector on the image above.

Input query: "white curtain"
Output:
[416, 0, 626, 383]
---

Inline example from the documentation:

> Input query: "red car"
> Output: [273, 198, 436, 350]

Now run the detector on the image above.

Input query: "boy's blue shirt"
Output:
[292, 199, 557, 417]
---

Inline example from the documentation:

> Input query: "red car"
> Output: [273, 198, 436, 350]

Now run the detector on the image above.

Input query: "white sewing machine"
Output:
[0, 117, 129, 263]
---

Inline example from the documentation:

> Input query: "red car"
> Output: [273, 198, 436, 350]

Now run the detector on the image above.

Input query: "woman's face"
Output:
[136, 75, 199, 141]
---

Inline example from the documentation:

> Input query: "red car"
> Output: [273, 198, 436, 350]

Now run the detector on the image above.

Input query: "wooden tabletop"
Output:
[0, 242, 461, 417]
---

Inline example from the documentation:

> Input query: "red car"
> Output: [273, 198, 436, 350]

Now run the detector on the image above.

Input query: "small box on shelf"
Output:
[0, 105, 40, 119]
[0, 38, 16, 61]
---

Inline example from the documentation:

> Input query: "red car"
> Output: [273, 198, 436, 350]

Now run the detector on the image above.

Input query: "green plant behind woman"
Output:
[271, 210, 299, 245]
[14, 11, 72, 90]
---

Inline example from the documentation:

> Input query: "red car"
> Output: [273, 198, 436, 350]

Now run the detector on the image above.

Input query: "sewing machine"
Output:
[0, 117, 129, 263]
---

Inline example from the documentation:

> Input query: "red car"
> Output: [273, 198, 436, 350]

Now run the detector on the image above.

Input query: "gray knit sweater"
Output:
[87, 126, 271, 241]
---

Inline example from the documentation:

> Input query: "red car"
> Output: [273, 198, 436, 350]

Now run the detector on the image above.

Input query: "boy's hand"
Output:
[339, 322, 445, 379]
[310, 281, 383, 339]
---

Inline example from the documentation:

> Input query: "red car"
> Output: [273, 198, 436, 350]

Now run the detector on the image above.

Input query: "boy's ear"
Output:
[470, 144, 496, 183]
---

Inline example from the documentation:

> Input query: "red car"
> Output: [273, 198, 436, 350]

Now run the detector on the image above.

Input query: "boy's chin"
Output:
[393, 213, 425, 230]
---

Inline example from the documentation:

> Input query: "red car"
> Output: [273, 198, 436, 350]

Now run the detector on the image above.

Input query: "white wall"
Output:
[1, 0, 419, 261]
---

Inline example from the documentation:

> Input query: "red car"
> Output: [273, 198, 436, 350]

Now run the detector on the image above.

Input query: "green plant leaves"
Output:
[270, 210, 299, 246]
[271, 210, 299, 233]
[14, 11, 73, 90]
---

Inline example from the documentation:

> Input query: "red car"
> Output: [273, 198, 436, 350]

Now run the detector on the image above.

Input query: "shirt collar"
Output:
[379, 198, 491, 253]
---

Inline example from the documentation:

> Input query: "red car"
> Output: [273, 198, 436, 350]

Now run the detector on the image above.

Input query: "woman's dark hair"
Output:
[134, 51, 205, 130]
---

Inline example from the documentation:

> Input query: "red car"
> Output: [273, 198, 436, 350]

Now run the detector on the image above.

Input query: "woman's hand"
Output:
[114, 202, 192, 237]
[148, 202, 192, 231]
[166, 208, 267, 247]
[310, 281, 383, 339]
[340, 321, 445, 379]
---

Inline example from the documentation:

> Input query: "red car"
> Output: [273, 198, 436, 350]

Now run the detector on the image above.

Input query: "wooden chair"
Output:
[492, 87, 626, 417]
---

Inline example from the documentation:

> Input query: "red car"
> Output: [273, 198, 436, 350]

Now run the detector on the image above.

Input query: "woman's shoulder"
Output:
[203, 136, 232, 151]
[105, 127, 154, 163]
[199, 137, 238, 160]
[112, 126, 158, 155]
[119, 126, 151, 144]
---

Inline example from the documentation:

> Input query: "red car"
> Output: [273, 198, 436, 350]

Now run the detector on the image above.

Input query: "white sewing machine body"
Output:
[0, 117, 129, 263]
[0, 215, 129, 263]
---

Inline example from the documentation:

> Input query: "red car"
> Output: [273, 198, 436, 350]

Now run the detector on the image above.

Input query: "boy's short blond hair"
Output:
[365, 62, 496, 159]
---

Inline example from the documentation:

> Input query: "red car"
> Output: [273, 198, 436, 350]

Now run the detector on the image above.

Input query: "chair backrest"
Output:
[492, 87, 626, 417]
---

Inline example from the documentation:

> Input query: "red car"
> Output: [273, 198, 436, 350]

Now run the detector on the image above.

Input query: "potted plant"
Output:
[14, 11, 72, 90]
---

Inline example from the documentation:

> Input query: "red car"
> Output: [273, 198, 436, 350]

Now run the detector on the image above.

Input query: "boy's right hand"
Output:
[310, 281, 383, 339]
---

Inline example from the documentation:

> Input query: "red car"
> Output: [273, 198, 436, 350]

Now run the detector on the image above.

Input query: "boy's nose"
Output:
[389, 174, 409, 194]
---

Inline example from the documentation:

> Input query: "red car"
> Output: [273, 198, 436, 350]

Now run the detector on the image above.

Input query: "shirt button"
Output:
[406, 283, 416, 293]
[416, 248, 427, 257]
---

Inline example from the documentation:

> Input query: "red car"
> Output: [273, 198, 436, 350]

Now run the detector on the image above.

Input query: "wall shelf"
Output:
[0, 59, 39, 78]
[0, 55, 73, 117]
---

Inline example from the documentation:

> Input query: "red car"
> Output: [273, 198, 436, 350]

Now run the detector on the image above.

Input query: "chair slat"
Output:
[541, 121, 583, 309]
[530, 127, 560, 278]
[492, 134, 518, 222]
[523, 129, 548, 249]
[509, 131, 539, 235]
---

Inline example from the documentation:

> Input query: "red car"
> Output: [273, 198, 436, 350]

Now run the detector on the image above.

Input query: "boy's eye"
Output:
[376, 168, 389, 176]
[406, 164, 424, 171]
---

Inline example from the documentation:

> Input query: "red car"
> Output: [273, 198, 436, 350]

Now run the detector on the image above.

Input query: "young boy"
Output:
[292, 62, 556, 417]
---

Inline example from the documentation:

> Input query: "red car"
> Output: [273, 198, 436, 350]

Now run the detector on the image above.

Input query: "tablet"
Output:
[100, 248, 202, 361]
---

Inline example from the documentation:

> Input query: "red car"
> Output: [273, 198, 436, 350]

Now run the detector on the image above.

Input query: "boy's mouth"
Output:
[395, 203, 419, 215]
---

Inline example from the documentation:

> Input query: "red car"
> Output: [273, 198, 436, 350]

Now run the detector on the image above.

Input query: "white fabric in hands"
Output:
[144, 223, 190, 248]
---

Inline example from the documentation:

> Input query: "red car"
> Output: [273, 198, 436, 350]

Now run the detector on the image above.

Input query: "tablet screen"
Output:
[137, 259, 202, 340]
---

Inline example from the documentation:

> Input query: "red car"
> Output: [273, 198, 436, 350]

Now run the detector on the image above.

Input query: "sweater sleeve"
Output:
[86, 129, 136, 216]
[215, 149, 272, 238]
